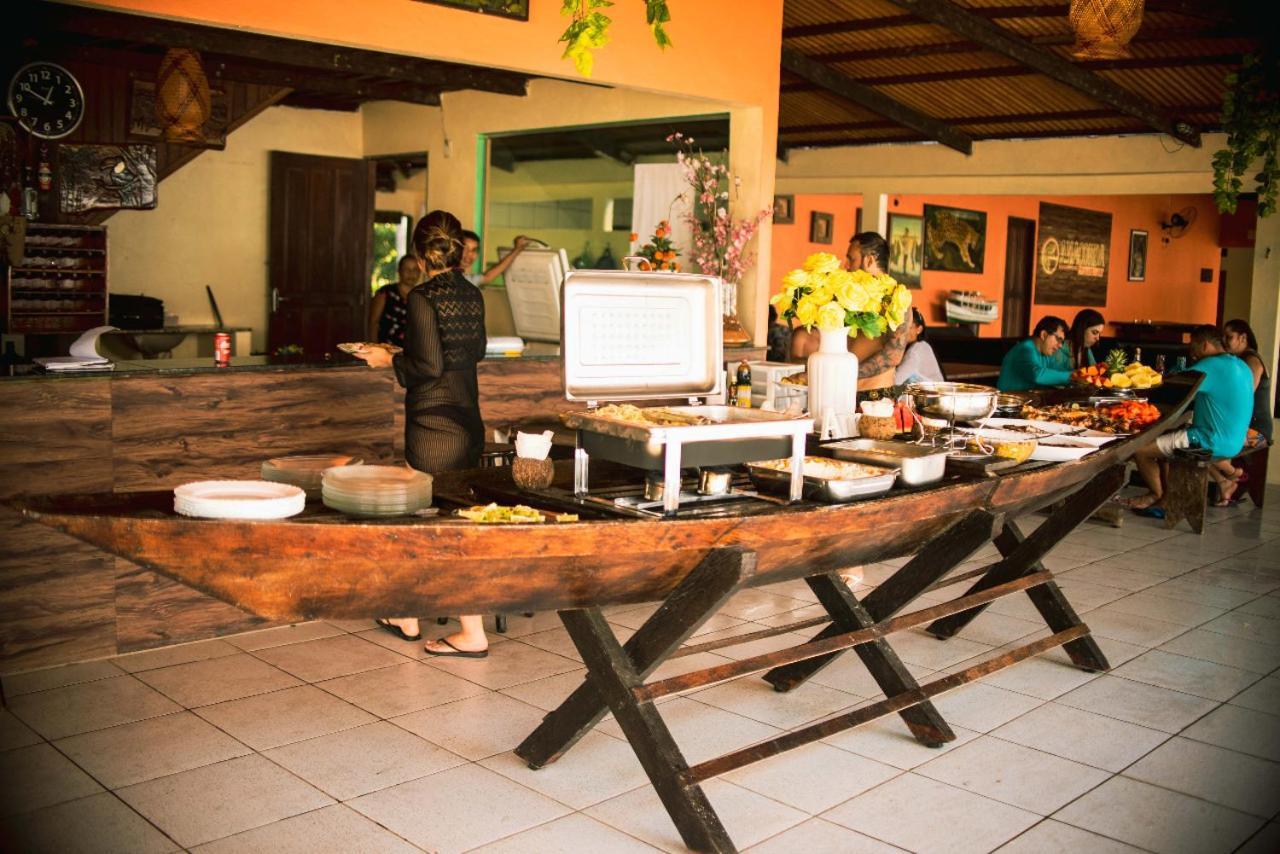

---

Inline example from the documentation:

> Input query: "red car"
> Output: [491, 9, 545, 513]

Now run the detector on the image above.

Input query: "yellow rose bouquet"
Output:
[770, 252, 912, 340]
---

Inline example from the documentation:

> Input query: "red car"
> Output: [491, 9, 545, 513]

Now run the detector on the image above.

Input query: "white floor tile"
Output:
[0, 743, 103, 817]
[392, 691, 549, 761]
[420, 638, 581, 690]
[1054, 775, 1261, 854]
[7, 675, 180, 740]
[0, 709, 42, 752]
[1125, 737, 1280, 818]
[929, 682, 1043, 733]
[995, 818, 1145, 854]
[745, 817, 905, 853]
[1, 660, 124, 697]
[135, 653, 302, 708]
[469, 812, 661, 853]
[191, 803, 419, 853]
[724, 742, 900, 814]
[222, 621, 345, 651]
[478, 731, 649, 809]
[194, 684, 375, 751]
[1229, 674, 1280, 714]
[822, 772, 1038, 854]
[595, 697, 782, 766]
[1057, 675, 1217, 733]
[1182, 703, 1280, 762]
[991, 702, 1168, 772]
[1, 792, 179, 853]
[250, 634, 409, 683]
[1111, 649, 1261, 701]
[823, 716, 981, 771]
[111, 639, 240, 674]
[315, 659, 487, 718]
[691, 675, 860, 729]
[1158, 628, 1280, 674]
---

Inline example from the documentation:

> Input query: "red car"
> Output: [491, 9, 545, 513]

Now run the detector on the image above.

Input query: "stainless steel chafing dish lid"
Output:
[561, 270, 723, 402]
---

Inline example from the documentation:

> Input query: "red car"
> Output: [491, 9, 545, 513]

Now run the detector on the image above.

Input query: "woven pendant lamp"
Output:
[156, 48, 211, 143]
[1069, 0, 1145, 59]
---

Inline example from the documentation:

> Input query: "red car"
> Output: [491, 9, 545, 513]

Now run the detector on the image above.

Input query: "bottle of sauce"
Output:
[1154, 354, 1166, 375]
[735, 361, 752, 408]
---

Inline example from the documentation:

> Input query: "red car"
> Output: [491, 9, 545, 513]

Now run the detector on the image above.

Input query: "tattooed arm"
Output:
[857, 321, 910, 379]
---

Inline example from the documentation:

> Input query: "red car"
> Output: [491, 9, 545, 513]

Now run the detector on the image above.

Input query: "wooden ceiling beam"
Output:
[780, 46, 972, 154]
[23, 3, 530, 98]
[783, 4, 1063, 39]
[780, 104, 1222, 136]
[879, 0, 1202, 146]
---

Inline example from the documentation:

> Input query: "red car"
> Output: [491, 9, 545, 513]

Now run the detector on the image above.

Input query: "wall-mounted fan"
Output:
[1159, 206, 1198, 240]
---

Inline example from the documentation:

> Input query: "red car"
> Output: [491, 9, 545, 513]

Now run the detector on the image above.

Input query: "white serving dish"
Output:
[1030, 436, 1098, 462]
[174, 480, 305, 520]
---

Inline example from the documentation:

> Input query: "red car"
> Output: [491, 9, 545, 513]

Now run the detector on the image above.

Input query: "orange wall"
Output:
[773, 192, 1222, 337]
[81, 1, 782, 108]
[770, 194, 861, 278]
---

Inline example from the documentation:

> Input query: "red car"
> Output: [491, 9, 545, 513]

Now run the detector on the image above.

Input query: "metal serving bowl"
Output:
[994, 392, 1035, 417]
[908, 382, 998, 421]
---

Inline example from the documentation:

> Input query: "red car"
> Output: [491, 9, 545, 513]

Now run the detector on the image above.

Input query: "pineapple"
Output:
[1104, 348, 1128, 375]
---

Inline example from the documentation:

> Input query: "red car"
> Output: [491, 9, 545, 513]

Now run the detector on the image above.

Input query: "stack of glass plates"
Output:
[261, 454, 361, 495]
[321, 465, 433, 517]
[174, 481, 306, 519]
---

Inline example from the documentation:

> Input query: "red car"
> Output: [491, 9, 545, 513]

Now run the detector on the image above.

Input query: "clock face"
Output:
[8, 62, 85, 140]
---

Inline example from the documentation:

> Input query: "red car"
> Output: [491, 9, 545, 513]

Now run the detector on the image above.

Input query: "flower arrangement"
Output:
[668, 133, 771, 285]
[771, 252, 913, 339]
[630, 220, 680, 271]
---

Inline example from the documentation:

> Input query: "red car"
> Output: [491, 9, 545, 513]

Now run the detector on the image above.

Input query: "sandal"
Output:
[375, 619, 422, 642]
[423, 637, 489, 659]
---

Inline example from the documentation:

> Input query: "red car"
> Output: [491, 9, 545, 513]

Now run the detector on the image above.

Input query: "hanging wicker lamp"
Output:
[156, 48, 211, 143]
[1068, 0, 1145, 60]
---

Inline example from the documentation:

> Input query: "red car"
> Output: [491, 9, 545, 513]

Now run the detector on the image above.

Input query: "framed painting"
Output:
[412, 0, 529, 20]
[810, 210, 833, 244]
[1128, 229, 1148, 281]
[772, 194, 794, 225]
[923, 204, 987, 273]
[887, 213, 923, 288]
[1034, 201, 1112, 306]
[128, 79, 228, 150]
[58, 144, 157, 213]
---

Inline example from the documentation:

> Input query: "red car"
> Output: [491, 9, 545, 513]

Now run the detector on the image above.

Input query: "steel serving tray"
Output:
[824, 439, 947, 486]
[747, 457, 898, 503]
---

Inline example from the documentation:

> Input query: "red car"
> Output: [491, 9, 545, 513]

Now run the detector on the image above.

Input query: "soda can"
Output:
[214, 332, 231, 367]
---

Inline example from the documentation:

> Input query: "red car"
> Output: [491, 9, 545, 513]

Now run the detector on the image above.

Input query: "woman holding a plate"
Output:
[353, 210, 491, 658]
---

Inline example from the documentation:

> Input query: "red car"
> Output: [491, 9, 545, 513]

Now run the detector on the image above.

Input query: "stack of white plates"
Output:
[321, 465, 433, 517]
[174, 481, 306, 520]
[261, 454, 361, 495]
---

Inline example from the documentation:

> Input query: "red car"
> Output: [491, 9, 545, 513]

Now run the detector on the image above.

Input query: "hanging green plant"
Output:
[1212, 51, 1280, 218]
[559, 0, 672, 77]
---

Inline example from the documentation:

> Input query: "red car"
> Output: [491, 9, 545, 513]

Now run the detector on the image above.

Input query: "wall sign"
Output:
[412, 0, 529, 20]
[1034, 201, 1112, 306]
[923, 204, 986, 274]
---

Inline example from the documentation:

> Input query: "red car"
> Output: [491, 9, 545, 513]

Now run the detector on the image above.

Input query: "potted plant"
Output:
[1213, 51, 1280, 218]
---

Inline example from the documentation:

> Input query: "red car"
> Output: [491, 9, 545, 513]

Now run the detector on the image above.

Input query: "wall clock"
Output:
[7, 62, 85, 140]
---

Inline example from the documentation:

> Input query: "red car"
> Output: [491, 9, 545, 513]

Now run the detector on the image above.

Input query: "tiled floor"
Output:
[2, 491, 1279, 852]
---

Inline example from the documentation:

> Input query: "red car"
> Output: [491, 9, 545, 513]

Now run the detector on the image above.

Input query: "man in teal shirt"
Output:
[997, 316, 1073, 391]
[1128, 325, 1254, 513]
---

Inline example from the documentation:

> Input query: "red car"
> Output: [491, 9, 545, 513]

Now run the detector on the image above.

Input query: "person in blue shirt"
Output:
[997, 316, 1073, 391]
[1127, 325, 1254, 513]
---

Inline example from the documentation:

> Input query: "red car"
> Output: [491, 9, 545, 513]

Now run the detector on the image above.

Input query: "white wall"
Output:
[107, 106, 364, 354]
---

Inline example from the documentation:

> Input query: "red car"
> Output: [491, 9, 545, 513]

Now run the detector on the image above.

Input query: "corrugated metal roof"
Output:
[779, 0, 1256, 150]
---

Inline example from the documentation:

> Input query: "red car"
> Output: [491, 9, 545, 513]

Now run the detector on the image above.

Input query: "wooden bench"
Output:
[1163, 442, 1269, 533]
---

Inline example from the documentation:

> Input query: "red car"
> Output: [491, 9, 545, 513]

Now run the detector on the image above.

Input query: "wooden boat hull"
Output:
[13, 379, 1197, 621]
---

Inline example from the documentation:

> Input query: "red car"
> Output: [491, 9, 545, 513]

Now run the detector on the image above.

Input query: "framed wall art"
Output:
[887, 213, 923, 288]
[1128, 229, 1148, 281]
[412, 0, 529, 20]
[58, 144, 158, 213]
[128, 79, 228, 150]
[1034, 201, 1113, 306]
[772, 194, 794, 225]
[923, 204, 987, 273]
[809, 210, 833, 244]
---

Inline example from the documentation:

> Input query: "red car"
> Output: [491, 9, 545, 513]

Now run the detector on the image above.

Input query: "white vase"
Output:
[807, 327, 858, 433]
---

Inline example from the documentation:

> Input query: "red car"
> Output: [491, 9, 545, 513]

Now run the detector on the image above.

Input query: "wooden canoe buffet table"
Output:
[15, 376, 1199, 853]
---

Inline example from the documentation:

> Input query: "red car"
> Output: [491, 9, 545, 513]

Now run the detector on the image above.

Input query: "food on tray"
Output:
[966, 436, 1036, 464]
[780, 372, 807, 386]
[1102, 400, 1161, 431]
[1121, 361, 1163, 389]
[591, 403, 713, 427]
[337, 342, 403, 355]
[1070, 363, 1114, 389]
[752, 456, 890, 481]
[458, 503, 577, 523]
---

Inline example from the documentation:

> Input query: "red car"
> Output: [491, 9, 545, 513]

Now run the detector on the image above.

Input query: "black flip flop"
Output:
[375, 619, 421, 642]
[423, 637, 488, 659]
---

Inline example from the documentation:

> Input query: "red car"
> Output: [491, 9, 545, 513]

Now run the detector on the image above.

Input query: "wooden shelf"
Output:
[5, 225, 108, 334]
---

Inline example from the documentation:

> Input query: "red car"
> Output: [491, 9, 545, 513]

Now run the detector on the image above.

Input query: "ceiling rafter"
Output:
[780, 46, 973, 154]
[879, 0, 1202, 146]
[782, 4, 1062, 39]
[780, 104, 1223, 136]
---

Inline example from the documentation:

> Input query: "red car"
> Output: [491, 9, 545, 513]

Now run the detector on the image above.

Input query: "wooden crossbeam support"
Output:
[782, 4, 1063, 39]
[780, 105, 1222, 136]
[880, 0, 1202, 146]
[780, 46, 973, 154]
[24, 3, 530, 98]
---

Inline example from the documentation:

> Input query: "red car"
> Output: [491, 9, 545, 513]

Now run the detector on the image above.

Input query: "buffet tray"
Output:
[747, 457, 897, 503]
[824, 439, 947, 486]
[561, 405, 812, 445]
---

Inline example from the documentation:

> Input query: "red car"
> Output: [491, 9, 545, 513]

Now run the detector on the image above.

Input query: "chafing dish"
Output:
[747, 456, 897, 503]
[697, 467, 733, 496]
[824, 439, 947, 486]
[908, 382, 998, 421]
[560, 270, 813, 514]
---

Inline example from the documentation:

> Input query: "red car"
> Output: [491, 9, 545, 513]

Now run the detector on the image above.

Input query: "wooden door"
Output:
[268, 152, 374, 356]
[1002, 217, 1035, 338]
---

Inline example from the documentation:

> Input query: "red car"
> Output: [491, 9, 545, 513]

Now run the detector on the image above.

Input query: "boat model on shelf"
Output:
[946, 290, 999, 324]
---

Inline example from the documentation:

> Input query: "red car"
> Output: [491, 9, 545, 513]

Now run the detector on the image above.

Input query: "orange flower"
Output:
[629, 232, 638, 242]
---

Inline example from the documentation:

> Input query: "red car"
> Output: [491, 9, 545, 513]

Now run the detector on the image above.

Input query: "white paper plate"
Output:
[1030, 437, 1098, 462]
[174, 480, 305, 519]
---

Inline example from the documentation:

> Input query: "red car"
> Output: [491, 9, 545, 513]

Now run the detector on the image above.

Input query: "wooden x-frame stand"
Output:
[515, 465, 1123, 853]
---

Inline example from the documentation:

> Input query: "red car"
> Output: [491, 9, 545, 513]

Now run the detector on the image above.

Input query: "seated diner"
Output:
[996, 315, 1073, 391]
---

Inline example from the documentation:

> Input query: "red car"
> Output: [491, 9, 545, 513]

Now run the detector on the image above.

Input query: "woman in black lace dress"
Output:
[354, 210, 490, 657]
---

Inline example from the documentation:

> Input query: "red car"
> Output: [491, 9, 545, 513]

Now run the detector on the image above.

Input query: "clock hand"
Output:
[20, 83, 53, 106]
[42, 86, 55, 104]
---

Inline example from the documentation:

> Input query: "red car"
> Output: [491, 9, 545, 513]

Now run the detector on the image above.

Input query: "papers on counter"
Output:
[485, 336, 526, 357]
[33, 325, 116, 371]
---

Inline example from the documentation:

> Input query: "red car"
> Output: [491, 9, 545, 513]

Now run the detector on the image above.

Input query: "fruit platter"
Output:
[1070, 348, 1162, 391]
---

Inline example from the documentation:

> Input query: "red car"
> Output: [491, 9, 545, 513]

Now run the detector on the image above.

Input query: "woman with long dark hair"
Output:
[354, 210, 491, 657]
[1058, 308, 1105, 371]
[1224, 318, 1272, 445]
